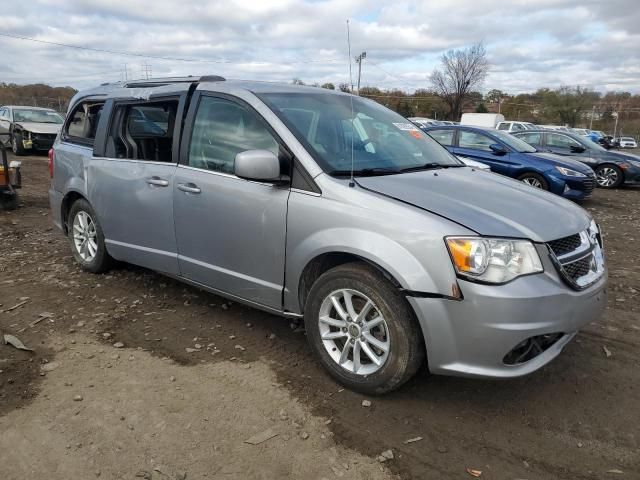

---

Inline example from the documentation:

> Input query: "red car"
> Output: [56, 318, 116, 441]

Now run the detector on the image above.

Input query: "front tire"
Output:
[67, 199, 113, 273]
[518, 172, 549, 190]
[595, 164, 623, 188]
[304, 262, 425, 395]
[11, 133, 26, 156]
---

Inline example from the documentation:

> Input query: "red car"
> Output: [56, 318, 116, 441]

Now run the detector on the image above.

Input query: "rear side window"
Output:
[105, 100, 178, 162]
[427, 129, 454, 146]
[517, 132, 541, 145]
[497, 122, 510, 130]
[65, 101, 105, 144]
[459, 131, 494, 151]
[548, 134, 581, 149]
[188, 96, 279, 174]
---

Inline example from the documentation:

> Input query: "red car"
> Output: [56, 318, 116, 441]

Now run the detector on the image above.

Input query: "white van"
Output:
[460, 113, 505, 128]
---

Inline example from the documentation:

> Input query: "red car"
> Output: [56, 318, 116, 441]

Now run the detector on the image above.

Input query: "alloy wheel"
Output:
[522, 177, 543, 188]
[318, 288, 390, 375]
[596, 167, 618, 187]
[72, 211, 98, 262]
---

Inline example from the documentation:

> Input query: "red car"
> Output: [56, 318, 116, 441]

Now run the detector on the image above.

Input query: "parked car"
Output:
[408, 117, 441, 127]
[539, 125, 570, 132]
[496, 121, 537, 132]
[571, 128, 591, 136]
[512, 130, 640, 188]
[0, 106, 64, 155]
[460, 113, 505, 128]
[618, 137, 638, 149]
[49, 77, 607, 394]
[424, 125, 596, 200]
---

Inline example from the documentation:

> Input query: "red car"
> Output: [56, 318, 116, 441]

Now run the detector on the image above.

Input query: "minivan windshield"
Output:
[491, 129, 538, 153]
[13, 109, 64, 124]
[259, 92, 463, 176]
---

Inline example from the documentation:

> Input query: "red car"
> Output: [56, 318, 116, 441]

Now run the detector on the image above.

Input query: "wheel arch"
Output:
[60, 190, 88, 234]
[596, 162, 625, 182]
[286, 227, 452, 316]
[297, 252, 403, 314]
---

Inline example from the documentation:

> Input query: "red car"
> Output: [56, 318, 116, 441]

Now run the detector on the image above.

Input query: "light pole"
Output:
[355, 51, 366, 95]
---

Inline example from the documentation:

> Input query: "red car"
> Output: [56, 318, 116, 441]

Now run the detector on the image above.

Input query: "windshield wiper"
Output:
[330, 167, 401, 177]
[399, 162, 464, 173]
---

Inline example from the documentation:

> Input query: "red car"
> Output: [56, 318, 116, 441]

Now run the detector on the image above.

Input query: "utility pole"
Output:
[355, 51, 366, 95]
[589, 105, 595, 130]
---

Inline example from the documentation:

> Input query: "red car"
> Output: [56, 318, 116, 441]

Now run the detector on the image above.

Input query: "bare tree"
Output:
[430, 43, 488, 120]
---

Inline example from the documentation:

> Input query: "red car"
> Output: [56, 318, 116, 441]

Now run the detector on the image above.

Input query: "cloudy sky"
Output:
[1, 0, 639, 94]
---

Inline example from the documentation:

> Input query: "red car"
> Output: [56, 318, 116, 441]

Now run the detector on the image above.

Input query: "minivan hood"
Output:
[15, 122, 62, 134]
[357, 168, 591, 242]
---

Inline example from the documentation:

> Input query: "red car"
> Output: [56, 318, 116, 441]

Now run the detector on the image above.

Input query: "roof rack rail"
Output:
[123, 75, 225, 88]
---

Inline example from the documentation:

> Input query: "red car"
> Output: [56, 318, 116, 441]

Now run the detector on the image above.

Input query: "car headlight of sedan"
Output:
[555, 166, 587, 177]
[445, 237, 543, 284]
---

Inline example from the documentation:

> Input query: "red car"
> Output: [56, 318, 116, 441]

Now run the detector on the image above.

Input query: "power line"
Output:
[0, 32, 342, 65]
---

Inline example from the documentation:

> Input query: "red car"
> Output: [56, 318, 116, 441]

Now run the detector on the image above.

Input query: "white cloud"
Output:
[0, 0, 639, 93]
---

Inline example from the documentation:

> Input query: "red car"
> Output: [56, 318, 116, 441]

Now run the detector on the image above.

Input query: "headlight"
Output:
[555, 166, 586, 177]
[445, 237, 543, 284]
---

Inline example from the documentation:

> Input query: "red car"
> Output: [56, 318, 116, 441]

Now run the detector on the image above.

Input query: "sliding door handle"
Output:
[146, 177, 169, 187]
[177, 183, 201, 194]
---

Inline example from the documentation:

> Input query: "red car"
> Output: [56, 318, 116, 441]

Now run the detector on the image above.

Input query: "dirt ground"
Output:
[1, 152, 639, 480]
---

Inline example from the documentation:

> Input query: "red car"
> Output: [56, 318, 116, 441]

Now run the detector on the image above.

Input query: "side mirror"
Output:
[234, 150, 284, 183]
[489, 143, 507, 155]
[570, 145, 586, 153]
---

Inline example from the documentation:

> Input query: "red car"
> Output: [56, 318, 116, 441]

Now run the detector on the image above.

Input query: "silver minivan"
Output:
[48, 77, 607, 394]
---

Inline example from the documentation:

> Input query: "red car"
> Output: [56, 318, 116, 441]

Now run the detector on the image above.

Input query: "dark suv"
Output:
[512, 130, 640, 188]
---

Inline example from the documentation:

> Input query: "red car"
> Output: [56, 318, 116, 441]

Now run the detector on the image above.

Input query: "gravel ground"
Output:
[1, 152, 639, 480]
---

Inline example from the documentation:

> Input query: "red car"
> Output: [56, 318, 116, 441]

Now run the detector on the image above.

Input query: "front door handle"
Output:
[177, 183, 201, 194]
[146, 177, 169, 187]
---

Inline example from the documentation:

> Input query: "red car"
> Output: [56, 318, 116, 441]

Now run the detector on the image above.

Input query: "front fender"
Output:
[284, 227, 457, 314]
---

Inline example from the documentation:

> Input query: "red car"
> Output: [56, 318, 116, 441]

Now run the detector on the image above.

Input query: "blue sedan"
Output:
[422, 125, 597, 200]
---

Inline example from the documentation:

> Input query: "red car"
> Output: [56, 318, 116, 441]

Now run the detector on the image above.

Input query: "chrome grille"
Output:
[563, 256, 592, 280]
[548, 234, 581, 257]
[547, 223, 605, 290]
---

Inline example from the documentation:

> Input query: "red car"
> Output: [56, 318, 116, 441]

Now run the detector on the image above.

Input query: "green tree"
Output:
[321, 83, 335, 90]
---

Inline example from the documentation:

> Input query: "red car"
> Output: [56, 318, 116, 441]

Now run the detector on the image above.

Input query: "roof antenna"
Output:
[347, 19, 356, 188]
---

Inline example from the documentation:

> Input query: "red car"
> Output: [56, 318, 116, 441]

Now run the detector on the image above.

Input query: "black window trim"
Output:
[101, 95, 185, 164]
[179, 90, 315, 190]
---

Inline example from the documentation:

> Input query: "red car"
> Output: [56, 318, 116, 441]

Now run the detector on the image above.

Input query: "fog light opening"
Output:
[503, 333, 564, 365]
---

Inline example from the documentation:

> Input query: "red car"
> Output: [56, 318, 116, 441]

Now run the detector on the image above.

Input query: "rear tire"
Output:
[67, 199, 113, 273]
[595, 164, 623, 188]
[518, 172, 549, 190]
[11, 133, 26, 156]
[304, 262, 425, 395]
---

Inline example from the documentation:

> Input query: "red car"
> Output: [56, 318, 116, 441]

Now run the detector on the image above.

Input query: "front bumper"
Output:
[408, 254, 607, 378]
[621, 164, 640, 185]
[23, 132, 57, 151]
[548, 172, 596, 200]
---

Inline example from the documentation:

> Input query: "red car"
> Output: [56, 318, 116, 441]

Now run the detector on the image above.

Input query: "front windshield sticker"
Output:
[392, 122, 420, 132]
